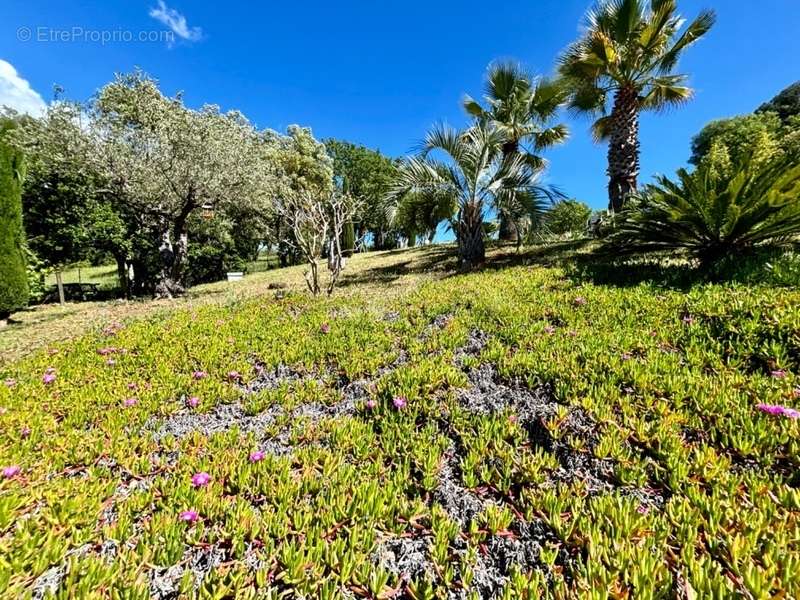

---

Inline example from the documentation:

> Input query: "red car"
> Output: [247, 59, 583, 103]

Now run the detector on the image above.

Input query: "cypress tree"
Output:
[342, 221, 355, 258]
[0, 120, 29, 325]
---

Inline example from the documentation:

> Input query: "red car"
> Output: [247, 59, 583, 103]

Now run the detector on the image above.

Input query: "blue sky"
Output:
[1, 0, 799, 211]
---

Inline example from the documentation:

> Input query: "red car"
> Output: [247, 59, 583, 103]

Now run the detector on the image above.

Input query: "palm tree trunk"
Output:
[499, 139, 521, 242]
[456, 202, 485, 268]
[607, 86, 640, 212]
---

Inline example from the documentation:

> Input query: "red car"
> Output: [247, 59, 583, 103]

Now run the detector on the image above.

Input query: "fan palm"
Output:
[464, 62, 568, 241]
[388, 123, 557, 267]
[558, 0, 715, 212]
[606, 158, 800, 268]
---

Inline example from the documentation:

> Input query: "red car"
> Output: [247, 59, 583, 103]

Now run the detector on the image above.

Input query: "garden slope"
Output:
[1, 262, 799, 598]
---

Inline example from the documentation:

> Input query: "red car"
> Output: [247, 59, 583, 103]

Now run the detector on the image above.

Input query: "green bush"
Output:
[544, 199, 592, 236]
[606, 158, 800, 267]
[0, 122, 29, 320]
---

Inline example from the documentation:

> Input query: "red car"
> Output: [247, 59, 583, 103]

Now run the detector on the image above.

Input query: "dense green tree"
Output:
[544, 200, 593, 236]
[463, 62, 568, 241]
[323, 139, 398, 248]
[390, 123, 555, 267]
[0, 120, 29, 324]
[757, 81, 800, 123]
[690, 113, 782, 169]
[558, 0, 715, 212]
[607, 158, 800, 268]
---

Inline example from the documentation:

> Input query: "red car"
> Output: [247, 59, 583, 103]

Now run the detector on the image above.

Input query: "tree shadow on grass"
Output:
[338, 246, 459, 288]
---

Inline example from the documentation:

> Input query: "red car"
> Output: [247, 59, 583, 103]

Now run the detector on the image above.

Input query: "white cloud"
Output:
[0, 59, 46, 117]
[149, 1, 203, 43]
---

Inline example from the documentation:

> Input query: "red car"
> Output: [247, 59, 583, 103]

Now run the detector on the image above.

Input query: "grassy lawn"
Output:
[1, 245, 798, 598]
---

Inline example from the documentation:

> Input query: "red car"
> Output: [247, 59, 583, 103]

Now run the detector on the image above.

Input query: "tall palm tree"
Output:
[388, 123, 556, 267]
[558, 0, 715, 212]
[463, 62, 568, 240]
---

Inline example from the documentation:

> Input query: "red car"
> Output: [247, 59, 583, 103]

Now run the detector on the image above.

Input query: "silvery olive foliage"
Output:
[91, 72, 276, 297]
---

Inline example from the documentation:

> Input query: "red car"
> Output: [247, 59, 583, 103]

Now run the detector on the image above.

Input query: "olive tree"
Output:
[92, 72, 273, 298]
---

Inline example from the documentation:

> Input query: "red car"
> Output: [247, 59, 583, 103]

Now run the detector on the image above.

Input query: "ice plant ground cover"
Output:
[1, 251, 800, 598]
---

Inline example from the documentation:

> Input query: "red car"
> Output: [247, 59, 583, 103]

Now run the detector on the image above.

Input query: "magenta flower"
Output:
[636, 504, 650, 515]
[4, 378, 16, 387]
[543, 326, 556, 335]
[105, 359, 117, 366]
[187, 396, 200, 408]
[42, 371, 56, 385]
[757, 403, 800, 419]
[771, 370, 787, 379]
[392, 395, 407, 409]
[320, 322, 331, 334]
[192, 371, 207, 380]
[227, 371, 242, 382]
[365, 399, 377, 410]
[127, 382, 138, 391]
[249, 450, 266, 463]
[682, 315, 695, 325]
[97, 347, 118, 356]
[123, 397, 138, 407]
[179, 510, 199, 523]
[191, 472, 211, 487]
[573, 296, 587, 307]
[20, 426, 31, 438]
[2, 465, 21, 478]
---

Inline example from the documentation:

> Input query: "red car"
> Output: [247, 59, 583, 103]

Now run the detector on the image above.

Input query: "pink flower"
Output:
[636, 504, 650, 515]
[682, 315, 695, 325]
[508, 414, 518, 424]
[543, 326, 556, 335]
[227, 371, 242, 382]
[621, 353, 632, 361]
[757, 403, 800, 419]
[105, 358, 117, 366]
[4, 378, 16, 387]
[123, 397, 138, 407]
[179, 510, 199, 523]
[127, 382, 138, 391]
[2, 465, 21, 478]
[192, 371, 207, 380]
[20, 426, 31, 438]
[187, 396, 200, 408]
[102, 322, 124, 336]
[573, 297, 587, 307]
[42, 371, 56, 385]
[249, 450, 266, 463]
[365, 399, 377, 410]
[392, 396, 407, 409]
[771, 370, 787, 379]
[97, 347, 117, 356]
[320, 323, 331, 334]
[191, 472, 211, 487]
[793, 387, 800, 399]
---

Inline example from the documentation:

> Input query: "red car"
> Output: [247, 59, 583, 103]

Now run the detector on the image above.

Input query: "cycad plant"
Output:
[389, 124, 556, 267]
[464, 62, 568, 241]
[606, 158, 800, 268]
[558, 0, 715, 212]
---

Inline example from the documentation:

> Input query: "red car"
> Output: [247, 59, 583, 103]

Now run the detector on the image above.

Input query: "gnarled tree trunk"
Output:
[607, 86, 640, 212]
[456, 202, 485, 269]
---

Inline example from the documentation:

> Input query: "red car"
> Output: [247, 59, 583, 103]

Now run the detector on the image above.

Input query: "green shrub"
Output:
[544, 199, 592, 236]
[606, 158, 800, 267]
[0, 122, 29, 320]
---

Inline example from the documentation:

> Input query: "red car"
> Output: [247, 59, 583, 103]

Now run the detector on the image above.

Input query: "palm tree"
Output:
[463, 62, 568, 240]
[558, 0, 715, 212]
[388, 123, 557, 267]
